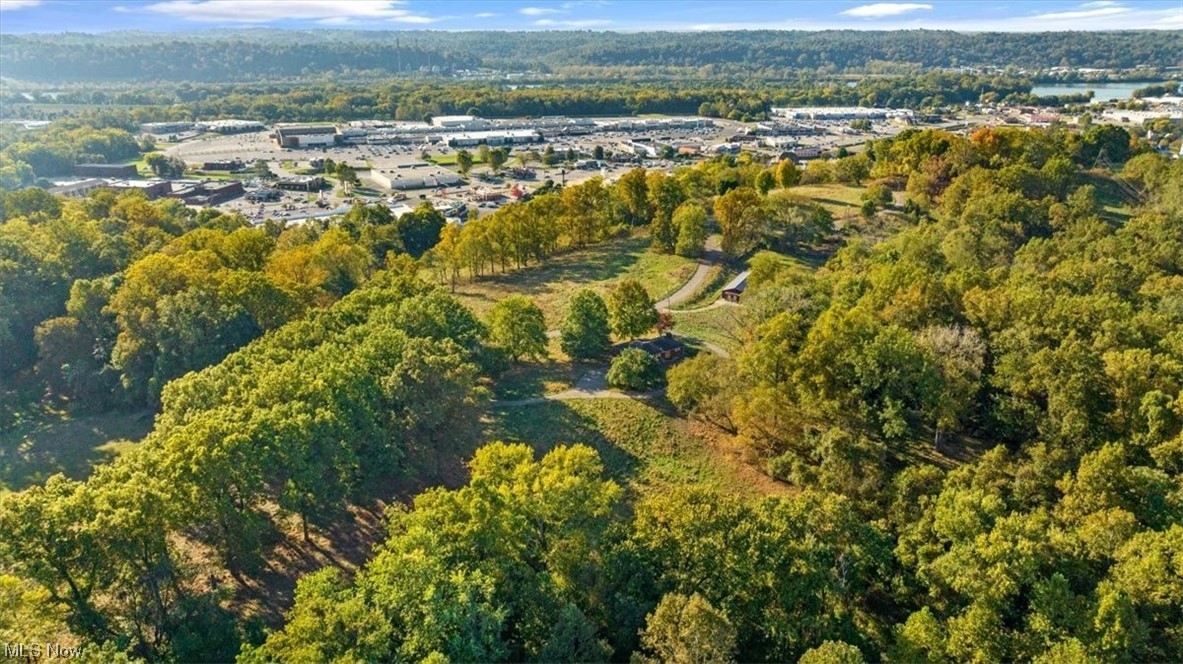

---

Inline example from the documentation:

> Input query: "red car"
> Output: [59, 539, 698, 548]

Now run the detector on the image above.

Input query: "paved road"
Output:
[657, 235, 724, 312]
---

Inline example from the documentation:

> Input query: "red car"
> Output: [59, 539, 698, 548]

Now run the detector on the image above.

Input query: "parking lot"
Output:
[159, 115, 941, 224]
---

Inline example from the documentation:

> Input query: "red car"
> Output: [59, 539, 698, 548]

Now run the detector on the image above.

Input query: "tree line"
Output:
[0, 186, 450, 414]
[2, 29, 1178, 83]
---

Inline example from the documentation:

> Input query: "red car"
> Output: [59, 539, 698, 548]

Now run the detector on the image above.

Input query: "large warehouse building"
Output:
[273, 125, 338, 149]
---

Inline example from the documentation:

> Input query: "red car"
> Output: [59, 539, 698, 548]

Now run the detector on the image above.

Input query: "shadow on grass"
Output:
[491, 359, 584, 400]
[483, 401, 639, 486]
[0, 408, 155, 492]
[471, 238, 647, 294]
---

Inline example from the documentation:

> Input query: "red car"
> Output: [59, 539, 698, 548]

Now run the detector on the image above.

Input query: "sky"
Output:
[0, 0, 1180, 33]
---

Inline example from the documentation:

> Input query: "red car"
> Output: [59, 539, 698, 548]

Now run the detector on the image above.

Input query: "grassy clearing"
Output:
[484, 398, 783, 498]
[791, 183, 867, 210]
[444, 233, 698, 323]
[0, 407, 154, 492]
[677, 263, 737, 309]
[489, 355, 584, 400]
[671, 305, 747, 354]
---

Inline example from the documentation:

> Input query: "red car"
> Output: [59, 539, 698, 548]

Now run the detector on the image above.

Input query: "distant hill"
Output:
[1, 29, 1180, 83]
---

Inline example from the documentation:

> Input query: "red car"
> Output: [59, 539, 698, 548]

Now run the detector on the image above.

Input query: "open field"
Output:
[484, 397, 785, 498]
[0, 407, 153, 492]
[671, 304, 747, 355]
[790, 182, 868, 218]
[444, 233, 698, 323]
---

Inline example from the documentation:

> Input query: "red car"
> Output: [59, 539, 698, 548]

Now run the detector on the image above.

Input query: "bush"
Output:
[606, 348, 661, 391]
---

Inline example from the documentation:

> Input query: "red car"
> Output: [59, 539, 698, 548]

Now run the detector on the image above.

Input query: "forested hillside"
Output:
[1, 121, 1182, 662]
[2, 29, 1179, 83]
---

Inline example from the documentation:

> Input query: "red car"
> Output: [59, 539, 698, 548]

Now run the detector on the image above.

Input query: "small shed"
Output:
[721, 270, 751, 303]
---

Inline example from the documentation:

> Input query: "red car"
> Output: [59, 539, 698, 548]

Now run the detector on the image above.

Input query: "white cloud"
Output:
[474, 12, 497, 18]
[534, 18, 610, 27]
[0, 0, 41, 11]
[1031, 5, 1130, 20]
[520, 6, 560, 15]
[686, 1, 1180, 32]
[142, 0, 436, 24]
[840, 2, 932, 18]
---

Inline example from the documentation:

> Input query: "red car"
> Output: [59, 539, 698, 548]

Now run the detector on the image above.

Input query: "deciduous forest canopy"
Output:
[2, 17, 1183, 664]
[1, 29, 1180, 83]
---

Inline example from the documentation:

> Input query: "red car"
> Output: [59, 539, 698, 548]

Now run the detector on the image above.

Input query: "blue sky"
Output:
[0, 0, 1179, 33]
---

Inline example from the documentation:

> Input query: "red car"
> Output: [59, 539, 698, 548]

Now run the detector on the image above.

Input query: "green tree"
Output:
[638, 593, 737, 664]
[673, 202, 709, 258]
[607, 348, 661, 391]
[488, 147, 509, 174]
[560, 289, 612, 360]
[667, 353, 736, 431]
[650, 211, 678, 254]
[834, 153, 872, 185]
[607, 279, 659, 339]
[799, 641, 867, 664]
[487, 295, 547, 362]
[714, 186, 764, 257]
[755, 169, 776, 195]
[395, 202, 446, 258]
[455, 149, 474, 175]
[616, 167, 652, 225]
[775, 159, 801, 188]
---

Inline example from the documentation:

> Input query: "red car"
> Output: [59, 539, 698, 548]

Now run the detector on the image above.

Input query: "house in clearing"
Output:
[721, 270, 750, 303]
[626, 335, 685, 362]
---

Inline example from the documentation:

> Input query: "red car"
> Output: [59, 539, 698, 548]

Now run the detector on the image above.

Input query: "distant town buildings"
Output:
[771, 106, 913, 121]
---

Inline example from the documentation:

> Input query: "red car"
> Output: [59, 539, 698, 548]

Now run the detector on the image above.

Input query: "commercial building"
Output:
[771, 106, 914, 121]
[47, 178, 108, 198]
[446, 130, 541, 147]
[107, 179, 173, 200]
[370, 168, 463, 191]
[168, 181, 244, 206]
[275, 176, 326, 191]
[616, 140, 659, 158]
[50, 178, 173, 199]
[74, 163, 138, 178]
[200, 119, 266, 133]
[273, 125, 338, 149]
[432, 115, 489, 129]
[140, 121, 194, 135]
[202, 159, 245, 172]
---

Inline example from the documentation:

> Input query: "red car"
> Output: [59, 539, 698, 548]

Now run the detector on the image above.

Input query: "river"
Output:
[1030, 81, 1167, 102]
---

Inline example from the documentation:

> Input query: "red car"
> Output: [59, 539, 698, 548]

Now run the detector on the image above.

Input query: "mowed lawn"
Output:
[671, 305, 747, 355]
[0, 407, 154, 493]
[484, 398, 785, 499]
[790, 183, 868, 218]
[444, 233, 698, 323]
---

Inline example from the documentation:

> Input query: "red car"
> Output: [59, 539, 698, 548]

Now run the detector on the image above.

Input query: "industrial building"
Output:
[74, 163, 138, 178]
[274, 125, 338, 149]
